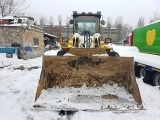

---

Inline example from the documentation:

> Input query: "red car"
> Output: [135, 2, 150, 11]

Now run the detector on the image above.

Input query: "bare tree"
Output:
[114, 16, 123, 41]
[58, 15, 62, 24]
[66, 16, 70, 38]
[39, 15, 47, 28]
[150, 11, 160, 23]
[137, 16, 145, 28]
[122, 23, 133, 39]
[49, 15, 54, 25]
[106, 17, 113, 38]
[25, 11, 38, 24]
[0, 0, 30, 17]
[66, 16, 69, 26]
[53, 26, 59, 36]
[114, 16, 123, 27]
[49, 15, 54, 35]
[58, 15, 62, 38]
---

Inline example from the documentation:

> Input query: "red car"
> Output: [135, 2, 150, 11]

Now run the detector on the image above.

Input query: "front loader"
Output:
[34, 11, 142, 111]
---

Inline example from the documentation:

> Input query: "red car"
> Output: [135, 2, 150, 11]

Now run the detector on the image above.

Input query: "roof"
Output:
[135, 20, 160, 29]
[18, 16, 34, 20]
[1, 15, 17, 19]
[0, 24, 27, 27]
[0, 15, 34, 20]
[44, 33, 59, 39]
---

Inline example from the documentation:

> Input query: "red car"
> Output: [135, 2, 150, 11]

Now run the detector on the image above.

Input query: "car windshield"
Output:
[74, 16, 99, 35]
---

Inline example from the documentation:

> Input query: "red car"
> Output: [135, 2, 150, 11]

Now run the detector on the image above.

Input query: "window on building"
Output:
[33, 38, 39, 46]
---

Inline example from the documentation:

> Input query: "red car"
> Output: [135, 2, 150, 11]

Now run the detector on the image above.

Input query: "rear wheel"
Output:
[143, 70, 153, 84]
[152, 72, 160, 86]
[139, 67, 145, 78]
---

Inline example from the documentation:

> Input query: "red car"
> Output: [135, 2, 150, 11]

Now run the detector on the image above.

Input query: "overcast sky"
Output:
[28, 0, 160, 28]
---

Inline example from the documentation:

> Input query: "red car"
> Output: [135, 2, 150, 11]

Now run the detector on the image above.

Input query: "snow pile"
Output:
[34, 84, 140, 111]
[112, 45, 160, 69]
[44, 49, 60, 56]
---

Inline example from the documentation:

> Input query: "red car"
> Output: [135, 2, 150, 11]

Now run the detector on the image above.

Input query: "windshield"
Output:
[74, 16, 100, 35]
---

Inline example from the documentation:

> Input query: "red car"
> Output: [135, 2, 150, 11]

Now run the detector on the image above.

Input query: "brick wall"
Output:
[0, 26, 23, 46]
[25, 28, 44, 51]
[0, 26, 44, 51]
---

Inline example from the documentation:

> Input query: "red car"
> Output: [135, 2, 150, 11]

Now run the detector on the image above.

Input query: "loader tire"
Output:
[108, 51, 119, 57]
[57, 50, 67, 56]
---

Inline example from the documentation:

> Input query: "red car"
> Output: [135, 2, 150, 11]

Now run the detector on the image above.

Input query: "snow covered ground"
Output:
[0, 46, 160, 120]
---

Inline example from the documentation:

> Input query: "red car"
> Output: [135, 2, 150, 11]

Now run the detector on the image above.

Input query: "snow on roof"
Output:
[0, 24, 26, 27]
[29, 26, 44, 33]
[135, 20, 160, 29]
[1, 15, 17, 19]
[18, 16, 34, 20]
[0, 24, 44, 33]
[44, 32, 59, 38]
[103, 27, 117, 29]
[0, 15, 35, 21]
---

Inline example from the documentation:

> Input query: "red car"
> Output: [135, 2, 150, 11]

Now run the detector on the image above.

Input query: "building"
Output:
[102, 27, 120, 42]
[0, 15, 60, 59]
[0, 25, 43, 49]
[0, 16, 44, 59]
[43, 25, 120, 42]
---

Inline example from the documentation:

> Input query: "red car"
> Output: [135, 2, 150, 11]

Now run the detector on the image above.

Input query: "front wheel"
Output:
[107, 51, 119, 57]
[57, 50, 67, 56]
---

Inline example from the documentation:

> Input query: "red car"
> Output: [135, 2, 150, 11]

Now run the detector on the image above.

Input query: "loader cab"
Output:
[70, 11, 105, 36]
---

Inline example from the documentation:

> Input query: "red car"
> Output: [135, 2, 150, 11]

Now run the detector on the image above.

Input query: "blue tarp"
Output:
[0, 46, 33, 55]
[0, 47, 18, 54]
[23, 46, 32, 52]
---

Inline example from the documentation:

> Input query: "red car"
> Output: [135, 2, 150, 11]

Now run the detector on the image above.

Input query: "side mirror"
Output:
[70, 19, 74, 24]
[101, 20, 106, 25]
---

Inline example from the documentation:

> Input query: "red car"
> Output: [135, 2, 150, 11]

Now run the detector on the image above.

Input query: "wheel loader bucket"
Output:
[34, 53, 142, 111]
